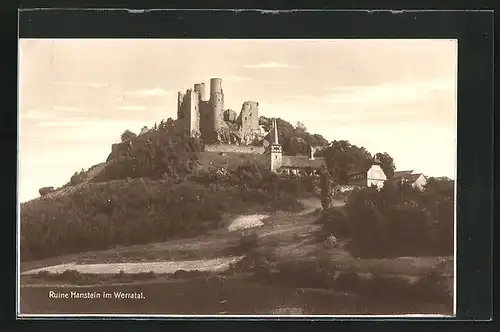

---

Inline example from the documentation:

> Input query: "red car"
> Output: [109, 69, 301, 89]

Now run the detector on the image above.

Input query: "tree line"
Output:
[319, 176, 454, 258]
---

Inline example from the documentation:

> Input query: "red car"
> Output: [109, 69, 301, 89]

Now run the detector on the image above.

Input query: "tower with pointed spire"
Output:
[268, 118, 283, 173]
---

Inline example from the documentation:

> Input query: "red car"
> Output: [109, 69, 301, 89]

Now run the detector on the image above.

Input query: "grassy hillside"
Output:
[21, 177, 306, 262]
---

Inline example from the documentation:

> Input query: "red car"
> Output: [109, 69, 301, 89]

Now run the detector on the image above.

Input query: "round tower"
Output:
[210, 78, 223, 95]
[209, 78, 224, 138]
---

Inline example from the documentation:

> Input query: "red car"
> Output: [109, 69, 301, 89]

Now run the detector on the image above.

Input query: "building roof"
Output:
[347, 157, 386, 176]
[393, 170, 425, 183]
[393, 170, 414, 178]
[196, 151, 267, 169]
[281, 155, 326, 169]
[407, 173, 425, 182]
[347, 165, 371, 176]
[267, 118, 280, 145]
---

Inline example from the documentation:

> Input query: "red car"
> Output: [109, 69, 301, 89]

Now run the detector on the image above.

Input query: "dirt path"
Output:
[22, 256, 243, 275]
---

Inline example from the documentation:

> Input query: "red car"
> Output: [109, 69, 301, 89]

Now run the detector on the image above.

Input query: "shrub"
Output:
[319, 207, 350, 239]
[320, 180, 455, 258]
[225, 246, 277, 280]
[59, 269, 83, 281]
[171, 270, 211, 279]
[236, 232, 260, 255]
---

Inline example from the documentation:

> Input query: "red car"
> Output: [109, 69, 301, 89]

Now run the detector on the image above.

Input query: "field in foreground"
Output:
[19, 276, 452, 316]
[19, 197, 453, 316]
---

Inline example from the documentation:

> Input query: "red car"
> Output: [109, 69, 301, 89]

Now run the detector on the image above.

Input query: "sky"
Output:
[18, 39, 457, 202]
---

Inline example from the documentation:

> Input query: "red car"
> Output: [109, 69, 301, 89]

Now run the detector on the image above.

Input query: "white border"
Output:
[15, 14, 459, 319]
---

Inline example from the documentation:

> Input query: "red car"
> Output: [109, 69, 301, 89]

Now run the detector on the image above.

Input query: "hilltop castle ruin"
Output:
[176, 78, 261, 144]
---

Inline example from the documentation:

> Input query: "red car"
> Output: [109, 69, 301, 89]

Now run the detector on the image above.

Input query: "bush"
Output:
[318, 180, 454, 258]
[171, 270, 211, 279]
[235, 232, 260, 255]
[225, 246, 277, 280]
[34, 269, 85, 283]
[318, 207, 350, 239]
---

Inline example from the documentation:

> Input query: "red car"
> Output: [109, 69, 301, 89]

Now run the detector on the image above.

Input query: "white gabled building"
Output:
[345, 157, 388, 190]
[393, 170, 428, 191]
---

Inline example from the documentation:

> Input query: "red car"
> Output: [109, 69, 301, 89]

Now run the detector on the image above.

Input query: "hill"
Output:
[22, 114, 434, 263]
[20, 116, 455, 316]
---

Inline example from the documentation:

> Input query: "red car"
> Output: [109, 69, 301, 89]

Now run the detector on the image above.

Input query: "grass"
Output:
[20, 276, 452, 315]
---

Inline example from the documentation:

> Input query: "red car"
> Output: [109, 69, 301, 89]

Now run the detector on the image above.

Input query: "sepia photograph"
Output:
[18, 38, 456, 317]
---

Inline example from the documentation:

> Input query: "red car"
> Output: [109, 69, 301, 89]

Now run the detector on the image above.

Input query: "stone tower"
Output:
[238, 101, 259, 144]
[177, 89, 200, 137]
[209, 78, 224, 141]
[194, 83, 207, 102]
[269, 118, 283, 173]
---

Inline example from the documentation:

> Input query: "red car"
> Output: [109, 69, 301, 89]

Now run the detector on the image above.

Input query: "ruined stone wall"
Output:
[199, 100, 211, 140]
[194, 83, 207, 101]
[177, 91, 186, 121]
[177, 89, 200, 137]
[238, 101, 260, 142]
[204, 144, 266, 154]
[188, 90, 201, 136]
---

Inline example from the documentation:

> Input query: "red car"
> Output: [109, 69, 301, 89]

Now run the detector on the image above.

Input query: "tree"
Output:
[374, 152, 396, 179]
[295, 121, 307, 134]
[425, 177, 454, 198]
[319, 169, 334, 210]
[121, 129, 137, 142]
[322, 140, 372, 184]
[166, 118, 175, 130]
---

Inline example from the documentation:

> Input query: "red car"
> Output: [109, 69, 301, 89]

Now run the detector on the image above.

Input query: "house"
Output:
[279, 148, 326, 176]
[393, 170, 427, 190]
[346, 157, 387, 190]
[268, 119, 326, 175]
